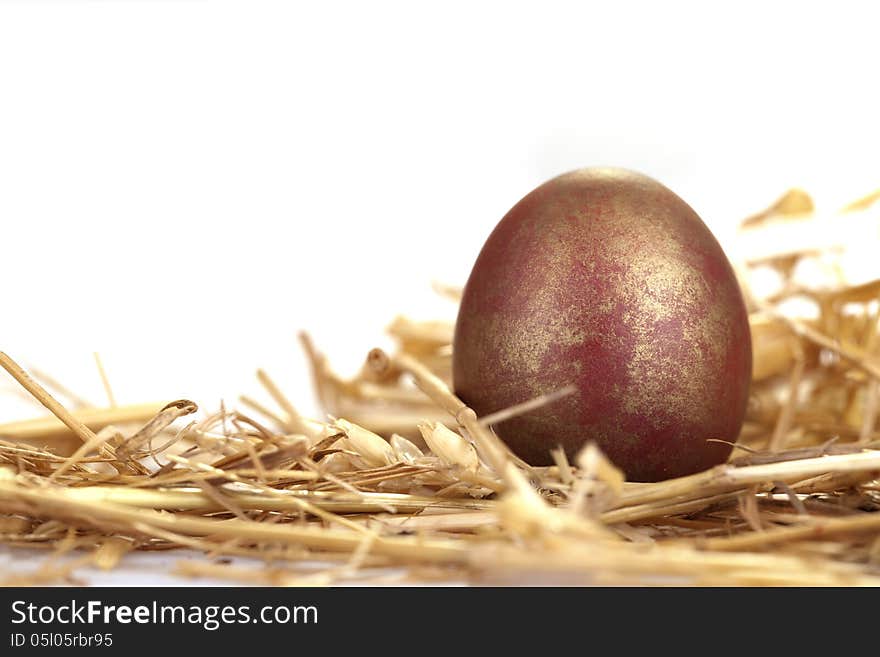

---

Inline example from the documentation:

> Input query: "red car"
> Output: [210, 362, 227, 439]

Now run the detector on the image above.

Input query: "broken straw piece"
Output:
[335, 418, 395, 467]
[418, 421, 480, 473]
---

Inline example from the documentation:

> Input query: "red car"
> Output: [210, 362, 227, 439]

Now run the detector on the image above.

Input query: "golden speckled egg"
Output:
[453, 168, 751, 482]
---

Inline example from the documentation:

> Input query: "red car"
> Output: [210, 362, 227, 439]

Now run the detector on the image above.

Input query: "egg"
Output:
[452, 168, 751, 482]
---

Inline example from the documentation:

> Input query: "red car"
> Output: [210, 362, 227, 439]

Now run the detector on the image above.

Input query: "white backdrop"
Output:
[2, 1, 879, 422]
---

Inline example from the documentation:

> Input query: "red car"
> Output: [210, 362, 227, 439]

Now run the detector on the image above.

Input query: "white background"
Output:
[2, 1, 880, 419]
[1, 1, 879, 583]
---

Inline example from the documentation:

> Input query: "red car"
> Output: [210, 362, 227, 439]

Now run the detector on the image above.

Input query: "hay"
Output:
[2, 188, 880, 586]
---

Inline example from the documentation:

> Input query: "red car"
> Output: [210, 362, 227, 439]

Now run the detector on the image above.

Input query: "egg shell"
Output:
[452, 168, 752, 482]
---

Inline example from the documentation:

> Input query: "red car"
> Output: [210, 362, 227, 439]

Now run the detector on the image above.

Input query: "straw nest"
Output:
[2, 188, 880, 586]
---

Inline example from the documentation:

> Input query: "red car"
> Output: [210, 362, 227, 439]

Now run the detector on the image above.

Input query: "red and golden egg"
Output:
[453, 168, 751, 481]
